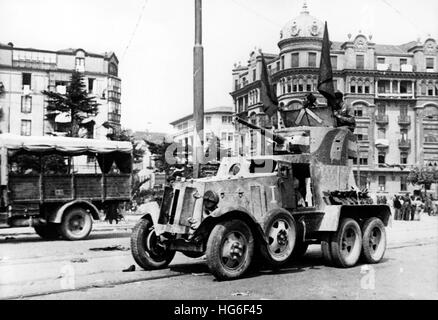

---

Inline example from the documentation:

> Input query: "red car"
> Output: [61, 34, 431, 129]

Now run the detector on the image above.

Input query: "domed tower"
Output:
[272, 1, 330, 127]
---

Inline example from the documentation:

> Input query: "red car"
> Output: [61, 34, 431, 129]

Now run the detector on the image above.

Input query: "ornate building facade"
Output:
[230, 4, 438, 197]
[0, 43, 121, 139]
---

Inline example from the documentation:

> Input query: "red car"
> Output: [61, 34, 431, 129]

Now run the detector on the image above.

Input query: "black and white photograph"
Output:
[0, 0, 437, 305]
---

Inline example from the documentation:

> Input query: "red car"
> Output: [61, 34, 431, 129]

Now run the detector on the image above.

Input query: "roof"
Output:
[132, 131, 173, 144]
[374, 44, 409, 55]
[170, 106, 234, 125]
[0, 134, 132, 154]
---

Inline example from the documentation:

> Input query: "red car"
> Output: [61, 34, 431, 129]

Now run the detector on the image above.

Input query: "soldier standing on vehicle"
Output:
[333, 91, 356, 132]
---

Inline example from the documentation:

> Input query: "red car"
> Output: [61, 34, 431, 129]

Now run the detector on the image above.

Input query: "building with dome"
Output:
[230, 2, 438, 197]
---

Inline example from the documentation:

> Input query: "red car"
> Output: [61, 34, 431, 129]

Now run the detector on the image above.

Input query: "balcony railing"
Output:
[375, 114, 389, 125]
[398, 139, 411, 149]
[398, 115, 411, 126]
[376, 93, 415, 99]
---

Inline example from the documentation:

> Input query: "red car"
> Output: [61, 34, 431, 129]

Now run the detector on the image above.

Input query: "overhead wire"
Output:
[121, 0, 149, 62]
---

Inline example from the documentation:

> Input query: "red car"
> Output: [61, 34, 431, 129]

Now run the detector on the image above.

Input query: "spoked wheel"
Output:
[34, 223, 60, 240]
[131, 218, 175, 270]
[361, 218, 386, 263]
[59, 207, 93, 240]
[330, 218, 362, 268]
[261, 210, 296, 267]
[206, 219, 254, 281]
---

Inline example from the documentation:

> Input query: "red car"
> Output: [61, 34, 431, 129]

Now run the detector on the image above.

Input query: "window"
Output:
[205, 116, 211, 124]
[378, 104, 386, 115]
[222, 116, 232, 124]
[21, 96, 32, 113]
[360, 156, 368, 165]
[221, 132, 227, 142]
[330, 56, 337, 70]
[228, 133, 233, 142]
[20, 120, 31, 136]
[378, 176, 386, 191]
[426, 58, 434, 70]
[378, 153, 386, 164]
[377, 57, 385, 64]
[308, 52, 317, 67]
[401, 129, 408, 141]
[281, 55, 285, 69]
[400, 105, 408, 117]
[357, 85, 363, 94]
[276, 61, 280, 71]
[253, 69, 256, 81]
[306, 84, 312, 92]
[109, 62, 118, 76]
[291, 53, 299, 68]
[333, 79, 338, 91]
[75, 57, 85, 72]
[428, 84, 434, 96]
[22, 73, 31, 89]
[234, 79, 238, 90]
[356, 55, 364, 69]
[355, 127, 368, 141]
[87, 78, 95, 94]
[354, 106, 363, 117]
[400, 153, 408, 165]
[378, 128, 386, 139]
[350, 85, 356, 93]
[400, 175, 407, 191]
[400, 58, 407, 66]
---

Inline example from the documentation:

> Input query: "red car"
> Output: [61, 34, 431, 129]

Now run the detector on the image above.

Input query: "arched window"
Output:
[350, 78, 357, 93]
[364, 79, 370, 94]
[357, 79, 363, 94]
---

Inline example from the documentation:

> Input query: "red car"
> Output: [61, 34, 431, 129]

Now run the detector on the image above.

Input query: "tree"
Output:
[407, 166, 438, 190]
[43, 71, 99, 137]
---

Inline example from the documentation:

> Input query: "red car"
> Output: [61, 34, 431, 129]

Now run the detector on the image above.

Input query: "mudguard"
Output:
[48, 200, 101, 223]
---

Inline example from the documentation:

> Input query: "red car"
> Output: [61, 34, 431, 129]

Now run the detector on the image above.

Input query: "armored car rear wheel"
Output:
[206, 219, 254, 281]
[361, 217, 386, 264]
[330, 218, 362, 268]
[131, 218, 175, 270]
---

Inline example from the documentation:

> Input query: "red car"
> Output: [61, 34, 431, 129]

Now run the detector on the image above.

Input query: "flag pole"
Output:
[193, 0, 204, 178]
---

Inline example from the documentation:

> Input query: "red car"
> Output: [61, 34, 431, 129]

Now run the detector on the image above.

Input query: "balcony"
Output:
[398, 115, 411, 126]
[377, 63, 391, 71]
[375, 114, 389, 125]
[375, 139, 389, 149]
[398, 139, 411, 150]
[376, 93, 415, 99]
[400, 64, 413, 72]
[108, 112, 121, 123]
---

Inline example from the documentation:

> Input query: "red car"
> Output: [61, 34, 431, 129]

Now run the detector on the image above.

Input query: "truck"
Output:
[130, 106, 391, 280]
[0, 133, 133, 240]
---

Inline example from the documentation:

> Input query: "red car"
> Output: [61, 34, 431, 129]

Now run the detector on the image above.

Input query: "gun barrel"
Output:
[235, 117, 286, 144]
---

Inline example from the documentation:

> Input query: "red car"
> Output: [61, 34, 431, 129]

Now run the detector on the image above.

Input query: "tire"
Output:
[130, 218, 175, 270]
[321, 234, 333, 266]
[261, 211, 297, 267]
[361, 217, 386, 264]
[58, 207, 93, 241]
[206, 219, 254, 281]
[330, 218, 362, 268]
[34, 224, 60, 240]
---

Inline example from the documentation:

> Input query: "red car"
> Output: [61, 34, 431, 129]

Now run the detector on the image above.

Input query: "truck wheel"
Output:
[206, 219, 254, 281]
[262, 211, 296, 266]
[59, 207, 93, 241]
[321, 234, 333, 266]
[361, 217, 386, 264]
[34, 224, 60, 240]
[330, 218, 362, 268]
[131, 218, 175, 270]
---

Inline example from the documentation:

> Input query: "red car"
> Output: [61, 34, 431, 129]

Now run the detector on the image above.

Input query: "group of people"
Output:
[392, 194, 436, 221]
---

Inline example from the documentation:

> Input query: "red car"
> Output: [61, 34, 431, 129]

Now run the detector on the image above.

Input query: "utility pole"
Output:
[193, 0, 204, 178]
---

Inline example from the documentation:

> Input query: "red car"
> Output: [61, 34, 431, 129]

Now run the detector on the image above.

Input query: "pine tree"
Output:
[43, 71, 99, 137]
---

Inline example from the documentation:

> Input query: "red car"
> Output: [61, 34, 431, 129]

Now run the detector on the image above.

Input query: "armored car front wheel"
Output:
[131, 218, 175, 270]
[206, 219, 254, 281]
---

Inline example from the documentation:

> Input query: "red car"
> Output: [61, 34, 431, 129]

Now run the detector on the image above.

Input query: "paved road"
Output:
[1, 216, 437, 300]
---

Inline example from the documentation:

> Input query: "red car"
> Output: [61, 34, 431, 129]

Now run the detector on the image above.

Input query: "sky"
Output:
[1, 0, 437, 134]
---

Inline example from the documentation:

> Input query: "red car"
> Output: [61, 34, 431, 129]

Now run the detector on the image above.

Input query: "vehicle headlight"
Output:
[203, 190, 219, 211]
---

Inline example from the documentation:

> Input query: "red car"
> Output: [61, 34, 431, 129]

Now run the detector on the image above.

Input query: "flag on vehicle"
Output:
[317, 22, 336, 108]
[260, 52, 278, 117]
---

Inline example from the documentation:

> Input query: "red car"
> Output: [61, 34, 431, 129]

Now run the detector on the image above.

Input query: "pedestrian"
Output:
[402, 194, 411, 221]
[393, 195, 401, 220]
[425, 195, 433, 216]
[410, 196, 417, 221]
[412, 197, 423, 221]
